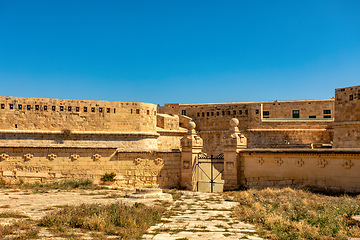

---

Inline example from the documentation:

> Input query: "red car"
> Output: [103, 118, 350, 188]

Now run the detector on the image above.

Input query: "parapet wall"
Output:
[0, 147, 181, 189]
[0, 96, 157, 133]
[239, 149, 360, 192]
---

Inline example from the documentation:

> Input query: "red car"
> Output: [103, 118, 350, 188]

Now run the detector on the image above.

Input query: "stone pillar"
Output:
[180, 121, 203, 191]
[223, 118, 247, 190]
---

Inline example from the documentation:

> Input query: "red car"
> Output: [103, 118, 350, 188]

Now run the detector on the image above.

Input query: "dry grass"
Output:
[38, 202, 166, 239]
[225, 188, 360, 239]
[0, 179, 104, 192]
[0, 219, 39, 239]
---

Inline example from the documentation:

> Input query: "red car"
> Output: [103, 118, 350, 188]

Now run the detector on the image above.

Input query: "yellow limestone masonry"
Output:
[0, 85, 359, 191]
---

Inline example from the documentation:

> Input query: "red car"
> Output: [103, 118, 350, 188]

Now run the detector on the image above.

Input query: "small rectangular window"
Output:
[216, 112, 219, 116]
[292, 110, 300, 118]
[52, 106, 56, 111]
[114, 108, 116, 113]
[227, 111, 230, 115]
[84, 107, 87, 112]
[91, 107, 95, 112]
[44, 105, 47, 111]
[202, 112, 204, 117]
[323, 109, 331, 114]
[263, 111, 269, 116]
[233, 110, 236, 115]
[222, 111, 225, 116]
[211, 112, 214, 116]
[76, 107, 79, 112]
[131, 109, 133, 114]
[324, 115, 332, 118]
[256, 109, 259, 114]
[99, 108, 103, 112]
[136, 109, 140, 114]
[9, 104, 13, 109]
[18, 104, 22, 110]
[350, 95, 354, 101]
[107, 108, 110, 113]
[181, 110, 186, 115]
[35, 105, 39, 110]
[60, 106, 64, 111]
[207, 112, 209, 116]
[1, 104, 4, 109]
[147, 110, 150, 115]
[245, 110, 248, 115]
[239, 110, 242, 115]
[197, 113, 200, 117]
[68, 106, 71, 111]
[27, 105, 31, 110]
[309, 115, 316, 118]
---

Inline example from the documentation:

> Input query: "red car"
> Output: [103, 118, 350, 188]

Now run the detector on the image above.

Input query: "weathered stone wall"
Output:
[157, 113, 179, 130]
[238, 149, 360, 192]
[332, 85, 360, 148]
[262, 99, 334, 119]
[335, 86, 360, 122]
[0, 96, 157, 133]
[200, 129, 333, 156]
[0, 147, 181, 189]
[158, 100, 335, 151]
[156, 129, 187, 151]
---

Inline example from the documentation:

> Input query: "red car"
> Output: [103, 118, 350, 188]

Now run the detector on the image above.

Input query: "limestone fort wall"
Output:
[332, 86, 360, 148]
[0, 147, 181, 189]
[0, 96, 157, 133]
[239, 149, 360, 192]
[159, 99, 335, 154]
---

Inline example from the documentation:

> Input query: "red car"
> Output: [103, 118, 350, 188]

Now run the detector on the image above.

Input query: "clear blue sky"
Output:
[0, 1, 359, 105]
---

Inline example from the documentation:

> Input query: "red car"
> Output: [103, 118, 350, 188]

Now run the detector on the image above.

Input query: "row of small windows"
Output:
[195, 109, 251, 117]
[291, 109, 332, 119]
[1, 103, 116, 113]
[1, 103, 153, 115]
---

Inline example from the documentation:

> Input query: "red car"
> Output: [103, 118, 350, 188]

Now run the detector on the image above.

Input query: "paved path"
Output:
[143, 191, 262, 240]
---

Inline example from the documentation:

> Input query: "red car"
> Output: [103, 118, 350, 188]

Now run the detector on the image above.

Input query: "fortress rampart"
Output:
[0, 96, 157, 133]
[0, 85, 360, 192]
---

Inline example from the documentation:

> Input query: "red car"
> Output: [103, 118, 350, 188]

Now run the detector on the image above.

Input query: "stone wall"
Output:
[0, 96, 157, 133]
[332, 85, 360, 148]
[238, 149, 360, 192]
[0, 147, 181, 189]
[158, 99, 335, 152]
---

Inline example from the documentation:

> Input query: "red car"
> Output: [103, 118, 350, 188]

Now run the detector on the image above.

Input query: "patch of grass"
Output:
[5, 179, 103, 191]
[0, 211, 29, 218]
[228, 187, 360, 239]
[100, 172, 116, 182]
[38, 202, 167, 239]
[0, 219, 39, 239]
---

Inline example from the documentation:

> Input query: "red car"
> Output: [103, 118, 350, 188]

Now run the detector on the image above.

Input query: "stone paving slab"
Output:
[143, 191, 262, 240]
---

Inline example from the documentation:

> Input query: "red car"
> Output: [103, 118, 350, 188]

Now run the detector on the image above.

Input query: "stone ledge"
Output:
[241, 148, 360, 154]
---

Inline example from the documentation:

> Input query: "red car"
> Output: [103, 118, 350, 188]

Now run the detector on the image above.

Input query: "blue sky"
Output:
[0, 1, 359, 105]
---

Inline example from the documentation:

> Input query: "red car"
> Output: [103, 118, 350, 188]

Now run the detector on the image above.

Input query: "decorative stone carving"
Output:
[274, 158, 283, 166]
[93, 154, 101, 161]
[295, 158, 304, 167]
[134, 158, 142, 165]
[0, 153, 9, 161]
[223, 118, 247, 148]
[180, 122, 203, 149]
[226, 162, 234, 171]
[154, 158, 163, 165]
[183, 161, 190, 169]
[317, 159, 327, 168]
[48, 153, 57, 161]
[342, 159, 354, 169]
[70, 154, 80, 161]
[257, 157, 264, 165]
[23, 153, 33, 161]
